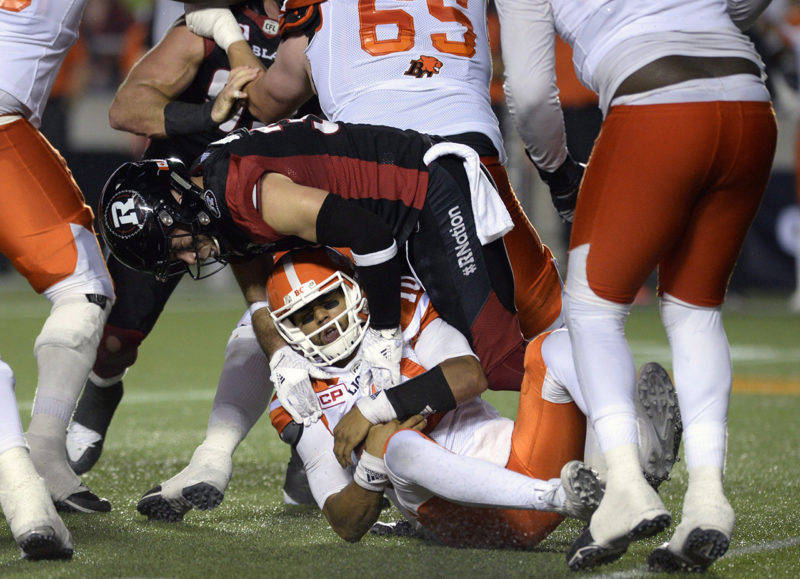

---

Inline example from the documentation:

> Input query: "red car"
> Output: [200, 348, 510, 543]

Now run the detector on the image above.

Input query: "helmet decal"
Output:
[103, 190, 149, 239]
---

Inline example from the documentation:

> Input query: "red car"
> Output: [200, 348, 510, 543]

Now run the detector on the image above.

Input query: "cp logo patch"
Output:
[104, 190, 148, 238]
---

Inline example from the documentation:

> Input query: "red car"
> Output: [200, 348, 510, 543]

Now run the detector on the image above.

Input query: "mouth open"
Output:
[321, 326, 340, 345]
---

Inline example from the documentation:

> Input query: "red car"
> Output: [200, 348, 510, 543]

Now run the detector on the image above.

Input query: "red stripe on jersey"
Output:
[225, 153, 428, 245]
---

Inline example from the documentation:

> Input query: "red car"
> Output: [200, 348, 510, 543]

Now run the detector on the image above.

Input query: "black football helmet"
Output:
[98, 158, 228, 281]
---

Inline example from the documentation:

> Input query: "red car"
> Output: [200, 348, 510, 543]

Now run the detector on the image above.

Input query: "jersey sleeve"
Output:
[295, 418, 353, 509]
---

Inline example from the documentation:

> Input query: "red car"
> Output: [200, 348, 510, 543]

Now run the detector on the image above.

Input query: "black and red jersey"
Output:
[144, 0, 281, 165]
[198, 115, 433, 251]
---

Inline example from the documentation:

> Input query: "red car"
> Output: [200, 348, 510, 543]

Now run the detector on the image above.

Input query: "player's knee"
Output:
[34, 293, 111, 358]
[93, 324, 147, 379]
[384, 429, 424, 478]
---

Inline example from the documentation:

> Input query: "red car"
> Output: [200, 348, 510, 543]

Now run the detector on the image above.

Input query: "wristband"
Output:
[384, 366, 456, 419]
[164, 100, 219, 137]
[356, 390, 398, 424]
[248, 301, 270, 317]
[353, 451, 389, 492]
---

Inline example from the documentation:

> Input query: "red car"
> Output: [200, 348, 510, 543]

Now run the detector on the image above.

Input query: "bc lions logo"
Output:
[104, 191, 147, 238]
[404, 55, 443, 78]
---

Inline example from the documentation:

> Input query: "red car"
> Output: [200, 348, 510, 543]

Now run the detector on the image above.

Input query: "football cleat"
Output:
[566, 447, 671, 572]
[567, 513, 671, 571]
[66, 380, 124, 475]
[370, 519, 429, 539]
[0, 447, 75, 559]
[648, 478, 733, 572]
[557, 460, 604, 521]
[137, 483, 224, 523]
[137, 445, 232, 522]
[17, 526, 74, 560]
[635, 363, 682, 490]
[65, 423, 104, 476]
[648, 528, 731, 573]
[54, 488, 112, 513]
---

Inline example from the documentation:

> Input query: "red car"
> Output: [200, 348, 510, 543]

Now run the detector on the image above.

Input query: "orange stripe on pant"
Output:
[415, 333, 586, 549]
[0, 118, 96, 293]
[481, 157, 563, 338]
[571, 101, 777, 306]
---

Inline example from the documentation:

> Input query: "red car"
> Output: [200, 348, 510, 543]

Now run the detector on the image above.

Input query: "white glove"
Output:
[269, 346, 331, 426]
[184, 2, 245, 52]
[358, 326, 403, 392]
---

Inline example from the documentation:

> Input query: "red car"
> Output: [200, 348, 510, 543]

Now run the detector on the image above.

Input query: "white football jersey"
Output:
[0, 0, 88, 128]
[305, 0, 505, 160]
[269, 276, 479, 507]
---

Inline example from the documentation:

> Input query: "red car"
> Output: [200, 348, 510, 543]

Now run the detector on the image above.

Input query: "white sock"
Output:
[660, 294, 730, 469]
[384, 430, 563, 512]
[205, 323, 271, 449]
[564, 244, 638, 452]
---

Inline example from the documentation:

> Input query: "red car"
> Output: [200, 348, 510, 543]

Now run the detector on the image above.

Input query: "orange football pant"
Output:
[415, 332, 586, 549]
[481, 156, 563, 338]
[0, 117, 96, 293]
[571, 101, 777, 306]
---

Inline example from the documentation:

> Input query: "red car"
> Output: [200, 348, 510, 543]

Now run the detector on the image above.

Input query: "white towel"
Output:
[423, 142, 513, 245]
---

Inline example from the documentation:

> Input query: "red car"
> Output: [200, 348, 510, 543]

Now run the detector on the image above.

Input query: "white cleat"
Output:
[635, 362, 682, 489]
[0, 447, 73, 560]
[648, 479, 734, 572]
[137, 445, 232, 522]
[566, 446, 671, 571]
[556, 460, 604, 521]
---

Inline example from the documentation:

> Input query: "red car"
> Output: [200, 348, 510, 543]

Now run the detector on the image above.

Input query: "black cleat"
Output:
[567, 514, 671, 571]
[54, 489, 111, 513]
[18, 527, 74, 560]
[648, 528, 731, 573]
[66, 380, 124, 475]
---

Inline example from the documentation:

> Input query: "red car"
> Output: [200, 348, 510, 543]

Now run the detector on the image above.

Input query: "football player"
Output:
[184, 0, 571, 348]
[496, 0, 776, 571]
[0, 0, 116, 559]
[65, 0, 294, 480]
[98, 116, 529, 399]
[134, 246, 679, 549]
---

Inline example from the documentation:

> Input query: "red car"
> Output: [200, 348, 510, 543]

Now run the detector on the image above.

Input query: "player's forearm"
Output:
[108, 84, 172, 138]
[322, 483, 384, 542]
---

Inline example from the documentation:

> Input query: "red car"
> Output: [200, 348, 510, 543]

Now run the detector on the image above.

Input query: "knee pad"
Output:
[92, 324, 147, 381]
[34, 294, 110, 360]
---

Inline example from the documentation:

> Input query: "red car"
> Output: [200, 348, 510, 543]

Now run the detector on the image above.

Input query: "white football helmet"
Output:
[267, 246, 369, 366]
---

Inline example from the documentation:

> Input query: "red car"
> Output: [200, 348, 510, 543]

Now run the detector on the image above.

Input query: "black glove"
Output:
[531, 152, 585, 223]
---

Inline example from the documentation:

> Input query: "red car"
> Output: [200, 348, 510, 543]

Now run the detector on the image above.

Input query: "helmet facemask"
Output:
[268, 249, 369, 367]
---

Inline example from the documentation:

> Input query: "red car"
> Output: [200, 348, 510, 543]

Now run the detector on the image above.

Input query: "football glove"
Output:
[358, 326, 403, 392]
[269, 346, 331, 426]
[532, 153, 585, 223]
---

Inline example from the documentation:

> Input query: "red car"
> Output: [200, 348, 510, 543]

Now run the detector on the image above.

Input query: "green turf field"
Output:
[0, 276, 798, 578]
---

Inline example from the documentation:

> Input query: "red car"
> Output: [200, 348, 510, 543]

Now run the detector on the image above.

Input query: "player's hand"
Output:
[358, 326, 403, 392]
[211, 66, 260, 124]
[269, 346, 331, 426]
[184, 2, 244, 51]
[532, 153, 585, 223]
[363, 415, 427, 458]
[333, 407, 372, 468]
